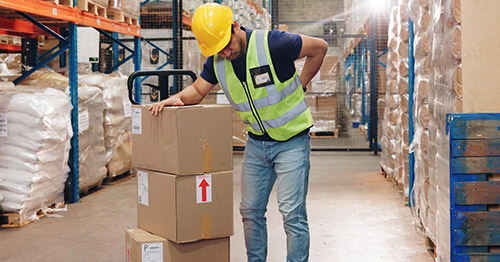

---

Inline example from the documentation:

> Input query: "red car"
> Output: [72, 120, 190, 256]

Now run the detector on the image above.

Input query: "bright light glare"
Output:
[369, 0, 388, 11]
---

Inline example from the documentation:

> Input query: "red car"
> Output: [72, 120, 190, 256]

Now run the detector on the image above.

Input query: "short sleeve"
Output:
[268, 30, 303, 63]
[199, 56, 219, 85]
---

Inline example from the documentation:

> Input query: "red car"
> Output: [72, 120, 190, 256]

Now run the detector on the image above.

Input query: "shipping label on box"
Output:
[132, 105, 233, 175]
[126, 229, 230, 262]
[137, 169, 234, 243]
[126, 229, 167, 262]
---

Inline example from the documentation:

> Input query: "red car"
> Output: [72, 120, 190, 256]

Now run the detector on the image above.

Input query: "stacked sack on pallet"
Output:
[427, 0, 461, 261]
[78, 85, 107, 192]
[221, 0, 271, 30]
[380, 7, 402, 185]
[395, 0, 411, 201]
[380, 0, 462, 261]
[21, 69, 108, 193]
[407, 0, 435, 253]
[79, 73, 132, 178]
[0, 86, 72, 221]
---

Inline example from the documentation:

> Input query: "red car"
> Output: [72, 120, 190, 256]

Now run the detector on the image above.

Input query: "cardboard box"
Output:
[137, 169, 234, 243]
[126, 229, 230, 262]
[126, 228, 168, 262]
[132, 105, 233, 175]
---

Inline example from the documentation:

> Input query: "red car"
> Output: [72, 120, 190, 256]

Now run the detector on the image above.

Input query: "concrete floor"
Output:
[0, 152, 434, 262]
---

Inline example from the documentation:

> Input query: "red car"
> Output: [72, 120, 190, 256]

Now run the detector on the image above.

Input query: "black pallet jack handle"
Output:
[127, 69, 197, 105]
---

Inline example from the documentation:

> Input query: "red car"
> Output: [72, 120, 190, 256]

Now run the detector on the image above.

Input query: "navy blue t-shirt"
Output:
[200, 27, 310, 141]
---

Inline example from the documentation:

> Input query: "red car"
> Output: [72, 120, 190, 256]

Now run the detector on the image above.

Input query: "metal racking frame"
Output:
[0, 0, 141, 203]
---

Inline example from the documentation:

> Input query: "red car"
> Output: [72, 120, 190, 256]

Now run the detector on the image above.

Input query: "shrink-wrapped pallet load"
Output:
[78, 84, 107, 193]
[79, 73, 132, 178]
[427, 0, 461, 260]
[380, 7, 400, 182]
[408, 0, 436, 251]
[396, 0, 410, 200]
[0, 87, 72, 223]
[121, 0, 140, 17]
[21, 68, 108, 191]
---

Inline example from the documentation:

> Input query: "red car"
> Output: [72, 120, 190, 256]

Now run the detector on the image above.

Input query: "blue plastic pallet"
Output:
[448, 113, 500, 261]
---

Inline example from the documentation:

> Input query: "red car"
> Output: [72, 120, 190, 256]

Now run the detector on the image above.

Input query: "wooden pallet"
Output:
[79, 177, 105, 197]
[310, 129, 339, 138]
[104, 170, 134, 185]
[42, 0, 73, 7]
[380, 164, 396, 182]
[0, 202, 65, 228]
[77, 0, 107, 18]
[107, 9, 139, 26]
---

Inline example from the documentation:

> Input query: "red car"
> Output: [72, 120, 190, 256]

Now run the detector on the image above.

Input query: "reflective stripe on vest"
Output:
[217, 56, 302, 112]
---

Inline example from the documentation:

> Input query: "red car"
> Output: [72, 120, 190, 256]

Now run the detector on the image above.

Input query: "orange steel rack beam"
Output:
[0, 16, 55, 37]
[0, 0, 140, 36]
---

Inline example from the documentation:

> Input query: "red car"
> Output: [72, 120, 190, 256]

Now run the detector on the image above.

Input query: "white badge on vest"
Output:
[250, 65, 274, 88]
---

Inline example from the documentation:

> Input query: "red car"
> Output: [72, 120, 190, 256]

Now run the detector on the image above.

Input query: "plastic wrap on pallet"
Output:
[108, 0, 121, 9]
[395, 0, 410, 198]
[429, 0, 461, 259]
[0, 54, 21, 78]
[184, 0, 204, 15]
[410, 0, 434, 244]
[380, 7, 400, 181]
[0, 87, 71, 221]
[221, 0, 270, 30]
[19, 68, 69, 92]
[92, 0, 108, 7]
[310, 80, 338, 94]
[306, 93, 337, 133]
[78, 84, 107, 192]
[79, 73, 132, 178]
[121, 0, 140, 17]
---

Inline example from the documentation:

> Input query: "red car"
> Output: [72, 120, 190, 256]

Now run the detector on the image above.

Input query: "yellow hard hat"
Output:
[192, 3, 233, 57]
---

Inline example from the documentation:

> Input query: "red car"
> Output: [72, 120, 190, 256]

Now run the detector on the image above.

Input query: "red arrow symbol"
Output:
[199, 179, 210, 202]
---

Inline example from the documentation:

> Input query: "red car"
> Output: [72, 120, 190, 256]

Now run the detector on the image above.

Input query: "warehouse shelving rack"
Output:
[0, 0, 141, 203]
[342, 12, 387, 154]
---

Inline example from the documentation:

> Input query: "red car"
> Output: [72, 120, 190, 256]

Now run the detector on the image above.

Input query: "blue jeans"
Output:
[240, 132, 311, 262]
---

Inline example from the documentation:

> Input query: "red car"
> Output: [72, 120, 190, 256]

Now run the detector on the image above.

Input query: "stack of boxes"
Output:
[128, 104, 234, 261]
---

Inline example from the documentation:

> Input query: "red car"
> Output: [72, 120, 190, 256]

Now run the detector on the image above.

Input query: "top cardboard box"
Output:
[132, 104, 233, 175]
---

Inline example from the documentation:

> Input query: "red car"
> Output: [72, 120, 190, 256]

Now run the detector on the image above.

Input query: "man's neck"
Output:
[239, 28, 248, 55]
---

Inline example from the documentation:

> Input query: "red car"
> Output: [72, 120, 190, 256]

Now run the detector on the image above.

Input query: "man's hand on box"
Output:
[148, 96, 184, 116]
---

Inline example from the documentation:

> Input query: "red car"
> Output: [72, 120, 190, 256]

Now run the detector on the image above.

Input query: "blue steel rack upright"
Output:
[0, 0, 142, 203]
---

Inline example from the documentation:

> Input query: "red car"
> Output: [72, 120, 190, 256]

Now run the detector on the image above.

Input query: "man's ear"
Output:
[233, 21, 240, 32]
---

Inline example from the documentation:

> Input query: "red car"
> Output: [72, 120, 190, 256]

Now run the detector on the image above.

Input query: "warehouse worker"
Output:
[149, 3, 327, 262]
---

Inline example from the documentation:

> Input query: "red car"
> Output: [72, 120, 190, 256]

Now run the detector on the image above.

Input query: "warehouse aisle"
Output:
[0, 152, 433, 262]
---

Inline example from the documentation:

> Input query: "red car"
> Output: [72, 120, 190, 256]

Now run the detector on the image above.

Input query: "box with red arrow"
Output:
[136, 168, 234, 244]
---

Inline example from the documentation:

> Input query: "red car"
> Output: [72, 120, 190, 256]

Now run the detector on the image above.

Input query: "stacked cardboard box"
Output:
[306, 94, 338, 133]
[129, 104, 233, 261]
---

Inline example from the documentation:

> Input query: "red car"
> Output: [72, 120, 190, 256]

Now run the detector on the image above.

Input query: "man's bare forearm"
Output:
[172, 84, 204, 105]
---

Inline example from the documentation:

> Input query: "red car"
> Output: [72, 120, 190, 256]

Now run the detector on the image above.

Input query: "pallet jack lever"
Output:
[127, 69, 197, 105]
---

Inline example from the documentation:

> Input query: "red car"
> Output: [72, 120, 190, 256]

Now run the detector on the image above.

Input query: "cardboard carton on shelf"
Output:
[126, 228, 230, 262]
[132, 104, 233, 175]
[136, 168, 234, 243]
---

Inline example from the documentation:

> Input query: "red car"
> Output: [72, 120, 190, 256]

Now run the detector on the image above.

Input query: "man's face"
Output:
[217, 33, 244, 60]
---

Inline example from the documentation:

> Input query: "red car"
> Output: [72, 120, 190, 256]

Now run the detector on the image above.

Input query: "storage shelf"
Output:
[0, 43, 22, 51]
[0, 0, 142, 204]
[0, 0, 140, 36]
